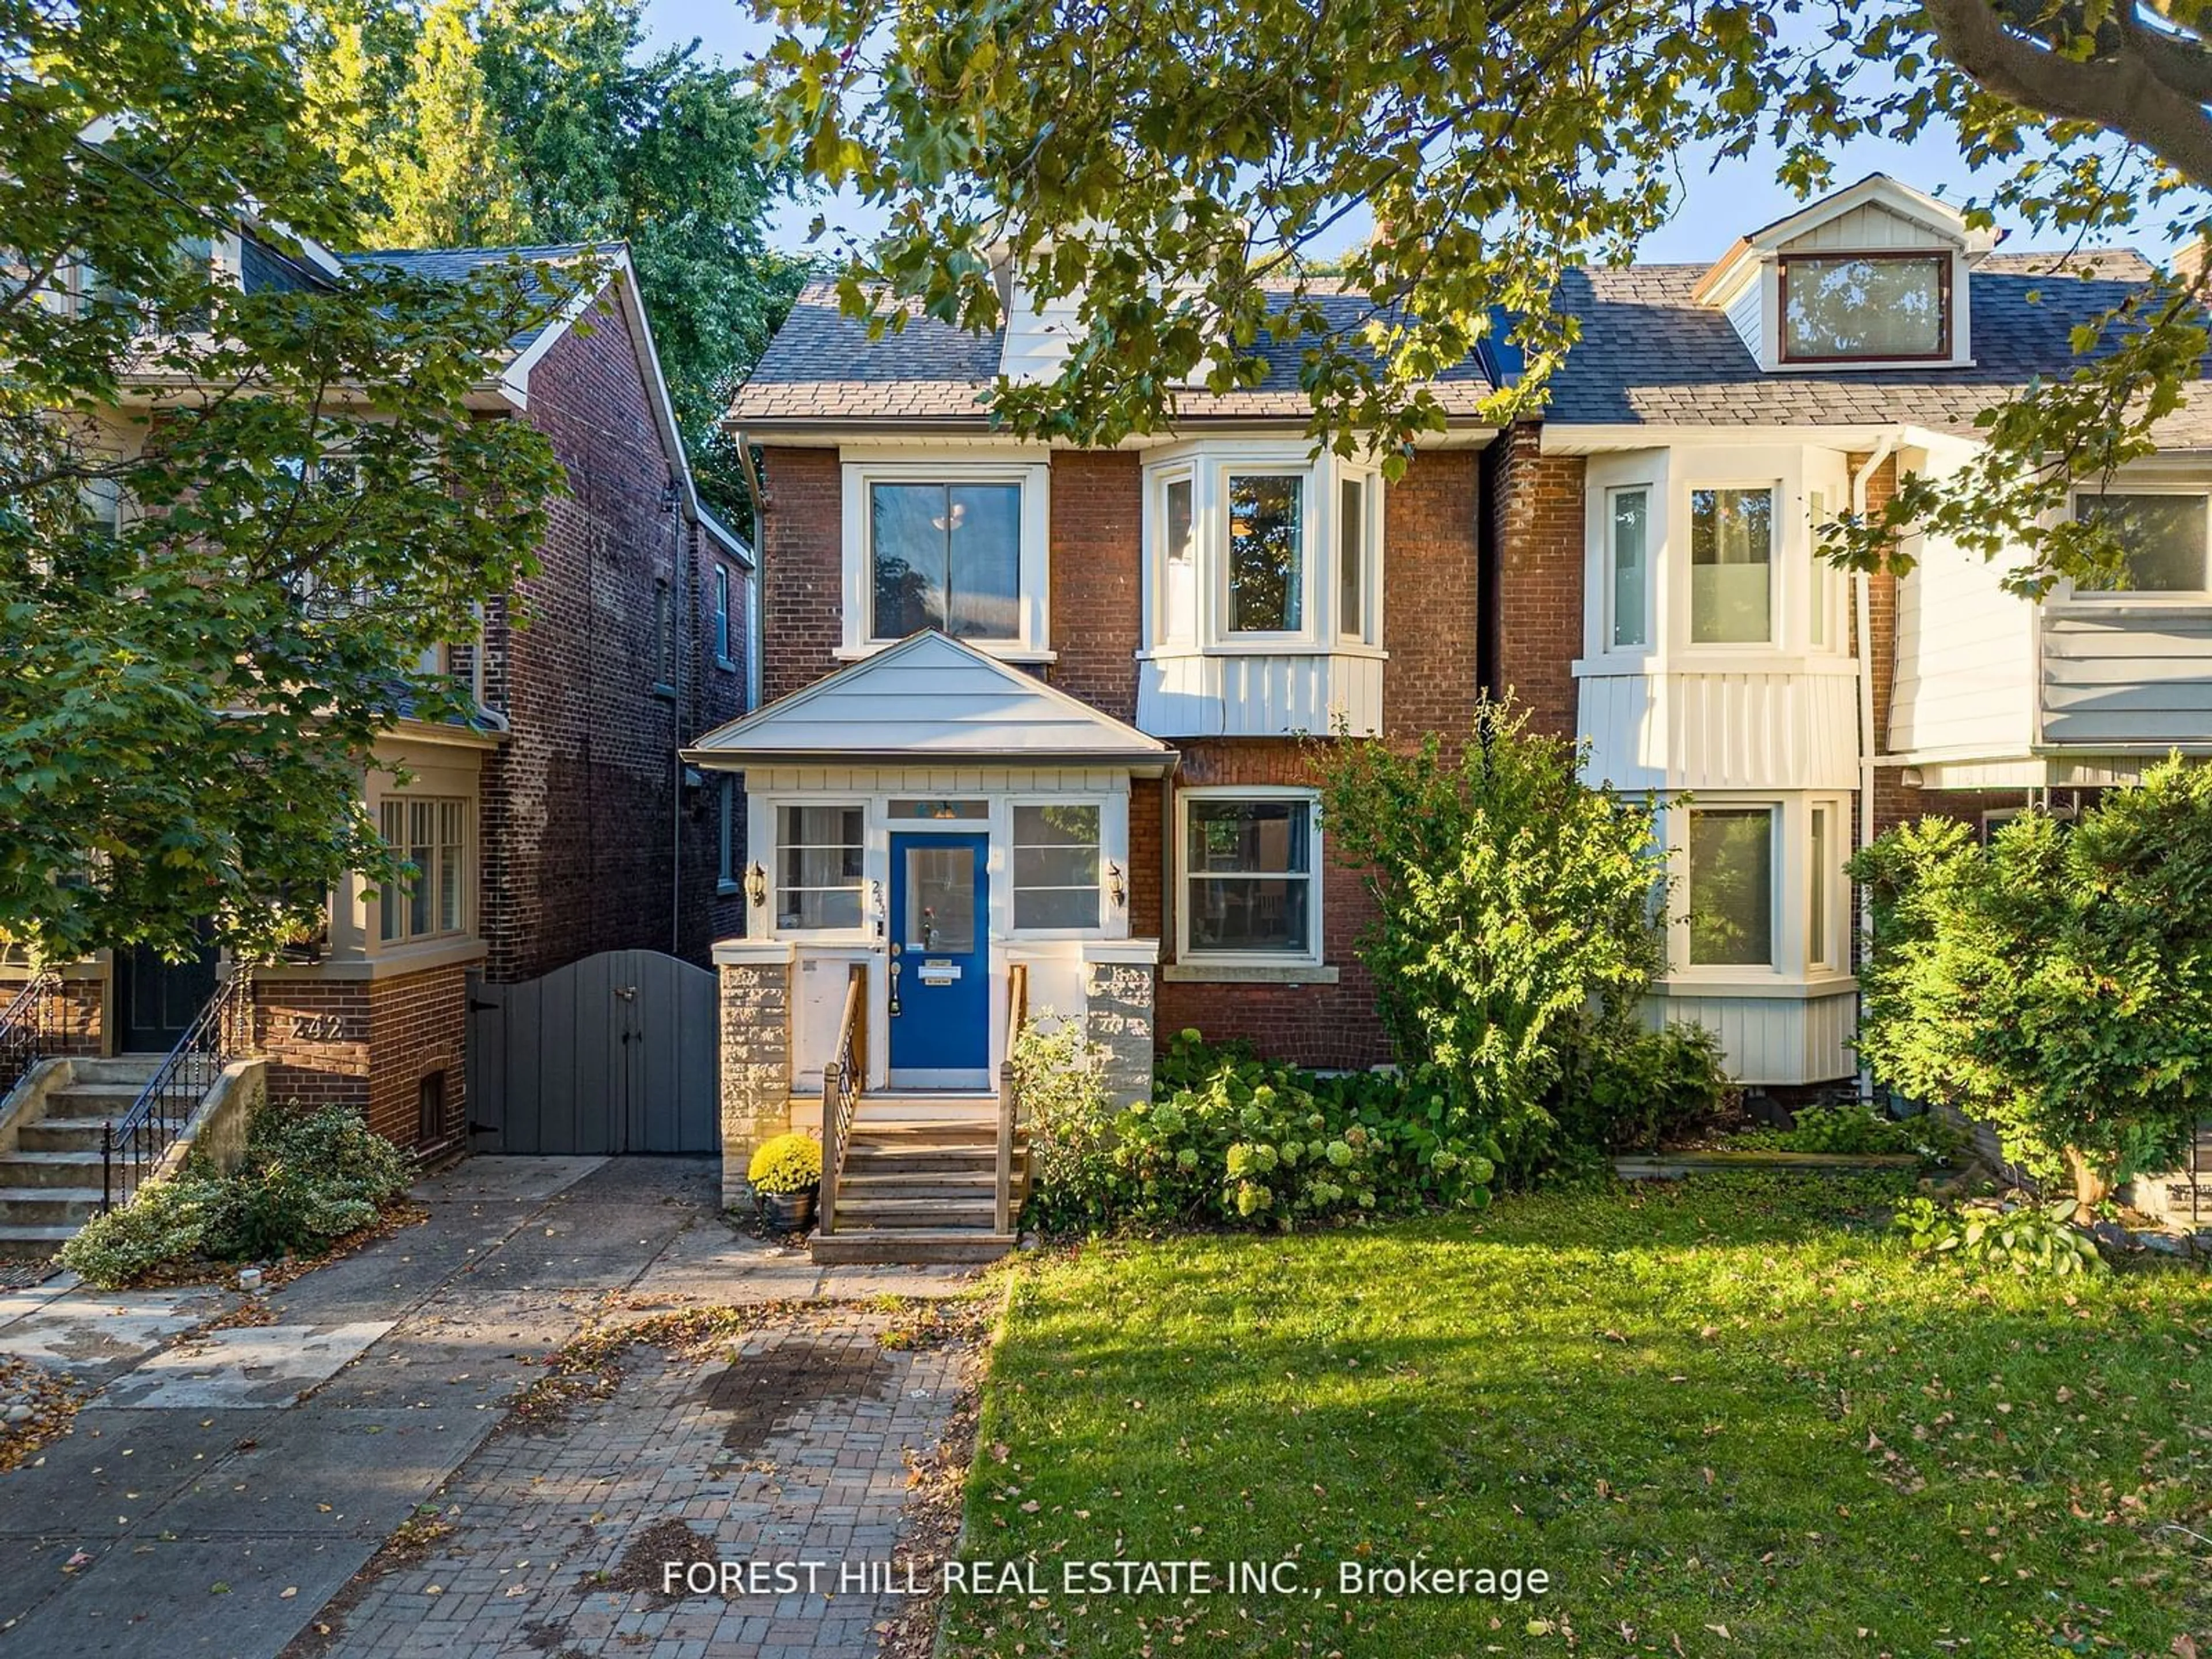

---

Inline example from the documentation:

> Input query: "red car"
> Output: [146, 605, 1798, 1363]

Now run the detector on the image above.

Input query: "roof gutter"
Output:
[680, 746, 1180, 777]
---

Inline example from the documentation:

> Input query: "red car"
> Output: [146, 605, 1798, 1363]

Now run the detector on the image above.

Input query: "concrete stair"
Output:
[811, 1096, 1024, 1265]
[0, 1056, 164, 1260]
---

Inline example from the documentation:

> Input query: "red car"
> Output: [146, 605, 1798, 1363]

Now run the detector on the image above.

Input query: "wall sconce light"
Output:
[743, 862, 768, 908]
[1106, 862, 1126, 909]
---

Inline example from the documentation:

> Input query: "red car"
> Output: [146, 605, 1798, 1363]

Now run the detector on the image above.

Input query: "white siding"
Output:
[1888, 535, 2036, 758]
[1778, 201, 1951, 252]
[1724, 278, 1764, 361]
[1137, 651, 1384, 738]
[1645, 988, 1858, 1086]
[1580, 669, 1860, 790]
[1000, 282, 1083, 385]
[2040, 609, 2212, 746]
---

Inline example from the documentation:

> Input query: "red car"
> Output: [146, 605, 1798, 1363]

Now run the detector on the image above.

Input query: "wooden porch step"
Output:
[809, 1228, 1018, 1266]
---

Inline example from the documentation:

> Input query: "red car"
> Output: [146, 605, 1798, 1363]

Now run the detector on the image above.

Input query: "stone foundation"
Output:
[718, 954, 794, 1205]
[1084, 960, 1156, 1108]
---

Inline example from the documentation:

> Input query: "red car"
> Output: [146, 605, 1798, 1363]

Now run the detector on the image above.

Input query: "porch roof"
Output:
[681, 630, 1179, 774]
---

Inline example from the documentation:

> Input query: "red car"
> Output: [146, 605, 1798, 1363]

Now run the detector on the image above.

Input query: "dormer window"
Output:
[1778, 252, 1951, 364]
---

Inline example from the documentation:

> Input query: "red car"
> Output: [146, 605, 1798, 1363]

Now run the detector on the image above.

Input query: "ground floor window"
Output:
[1181, 791, 1319, 959]
[1687, 806, 1774, 967]
[1013, 804, 1101, 930]
[777, 804, 864, 930]
[378, 796, 468, 944]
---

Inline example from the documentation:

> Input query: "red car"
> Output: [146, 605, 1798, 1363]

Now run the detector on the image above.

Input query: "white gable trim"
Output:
[681, 629, 1179, 772]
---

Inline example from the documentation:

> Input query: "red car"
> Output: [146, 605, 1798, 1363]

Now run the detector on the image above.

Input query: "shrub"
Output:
[1312, 701, 1671, 1183]
[1892, 1195, 2105, 1277]
[1732, 1103, 1965, 1164]
[1020, 1027, 1495, 1232]
[1551, 1018, 1734, 1155]
[58, 1103, 412, 1288]
[747, 1132, 823, 1195]
[1852, 758, 2212, 1200]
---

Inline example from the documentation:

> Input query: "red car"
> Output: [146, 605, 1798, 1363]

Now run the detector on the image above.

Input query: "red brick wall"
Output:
[1049, 452, 1145, 721]
[1486, 424, 1585, 738]
[476, 293, 723, 982]
[683, 521, 750, 956]
[757, 446, 844, 702]
[255, 978, 371, 1112]
[366, 964, 469, 1148]
[0, 975, 103, 1058]
[1382, 449, 1483, 745]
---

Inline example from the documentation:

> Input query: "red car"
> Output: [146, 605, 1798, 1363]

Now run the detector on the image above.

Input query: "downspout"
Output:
[672, 475, 687, 959]
[1851, 427, 1903, 1100]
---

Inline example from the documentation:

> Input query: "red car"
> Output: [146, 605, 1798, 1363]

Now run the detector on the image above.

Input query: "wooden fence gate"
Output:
[466, 949, 718, 1154]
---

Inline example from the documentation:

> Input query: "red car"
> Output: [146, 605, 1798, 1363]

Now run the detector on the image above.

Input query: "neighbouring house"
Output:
[0, 228, 754, 1237]
[702, 169, 2211, 1248]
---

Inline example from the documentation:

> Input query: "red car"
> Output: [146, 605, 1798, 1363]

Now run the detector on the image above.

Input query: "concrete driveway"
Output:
[0, 1157, 980, 1658]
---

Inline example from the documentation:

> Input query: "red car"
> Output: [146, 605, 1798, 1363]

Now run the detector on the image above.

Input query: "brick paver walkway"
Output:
[304, 1310, 973, 1659]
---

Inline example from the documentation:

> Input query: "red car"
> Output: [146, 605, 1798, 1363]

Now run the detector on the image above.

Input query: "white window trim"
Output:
[1175, 784, 1324, 967]
[1683, 478, 1784, 653]
[1140, 441, 1384, 656]
[769, 798, 873, 941]
[838, 459, 1052, 660]
[1007, 797, 1108, 939]
[2055, 480, 2212, 605]
[1604, 482, 1653, 652]
[717, 777, 740, 895]
[1662, 793, 1854, 990]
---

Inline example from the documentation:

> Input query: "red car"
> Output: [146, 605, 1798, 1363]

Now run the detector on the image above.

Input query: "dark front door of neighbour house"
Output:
[888, 831, 991, 1089]
[115, 934, 219, 1053]
[464, 949, 717, 1155]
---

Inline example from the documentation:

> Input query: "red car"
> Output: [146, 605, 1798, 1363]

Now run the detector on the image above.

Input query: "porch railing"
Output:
[103, 967, 253, 1213]
[995, 962, 1029, 1234]
[817, 962, 868, 1236]
[0, 969, 65, 1104]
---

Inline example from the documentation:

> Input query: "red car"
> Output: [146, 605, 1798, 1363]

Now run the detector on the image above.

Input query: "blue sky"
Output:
[642, 0, 2124, 266]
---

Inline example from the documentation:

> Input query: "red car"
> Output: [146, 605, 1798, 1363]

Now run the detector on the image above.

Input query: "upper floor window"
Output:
[1690, 486, 1774, 644]
[1145, 448, 1379, 652]
[1607, 486, 1649, 649]
[713, 564, 734, 667]
[841, 462, 1050, 657]
[1778, 253, 1950, 364]
[2073, 491, 2211, 594]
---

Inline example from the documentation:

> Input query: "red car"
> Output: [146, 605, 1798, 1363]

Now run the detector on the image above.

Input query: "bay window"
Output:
[378, 796, 468, 945]
[777, 805, 864, 931]
[1181, 793, 1319, 959]
[1226, 472, 1305, 633]
[1690, 486, 1774, 644]
[1608, 486, 1649, 649]
[2073, 491, 2211, 594]
[1687, 807, 1774, 968]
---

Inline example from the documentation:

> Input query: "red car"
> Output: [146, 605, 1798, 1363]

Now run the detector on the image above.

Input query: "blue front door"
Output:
[888, 831, 991, 1087]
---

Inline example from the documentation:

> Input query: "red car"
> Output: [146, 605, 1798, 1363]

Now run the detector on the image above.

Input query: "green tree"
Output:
[303, 0, 803, 521]
[760, 0, 2212, 592]
[1312, 706, 1671, 1179]
[1851, 760, 2212, 1201]
[1, 0, 584, 964]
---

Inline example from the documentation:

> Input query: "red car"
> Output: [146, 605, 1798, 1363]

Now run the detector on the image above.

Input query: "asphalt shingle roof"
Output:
[733, 252, 2212, 445]
[339, 243, 600, 352]
[1545, 251, 2212, 443]
[728, 280, 1496, 423]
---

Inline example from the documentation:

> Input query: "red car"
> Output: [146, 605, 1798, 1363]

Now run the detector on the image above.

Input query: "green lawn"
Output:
[945, 1176, 2212, 1657]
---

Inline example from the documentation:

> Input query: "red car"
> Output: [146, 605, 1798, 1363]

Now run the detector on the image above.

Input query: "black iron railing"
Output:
[103, 968, 253, 1213]
[818, 963, 868, 1236]
[0, 970, 65, 1103]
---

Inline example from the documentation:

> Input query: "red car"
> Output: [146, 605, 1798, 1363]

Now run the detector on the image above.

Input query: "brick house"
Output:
[4, 233, 753, 1155]
[699, 169, 2212, 1240]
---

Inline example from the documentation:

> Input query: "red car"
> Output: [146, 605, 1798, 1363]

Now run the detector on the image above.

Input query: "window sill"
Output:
[1654, 973, 1859, 999]
[1140, 642, 1388, 661]
[835, 642, 1056, 665]
[257, 937, 488, 981]
[2045, 596, 2212, 615]
[713, 656, 738, 673]
[650, 683, 677, 702]
[1161, 962, 1339, 986]
[717, 880, 742, 897]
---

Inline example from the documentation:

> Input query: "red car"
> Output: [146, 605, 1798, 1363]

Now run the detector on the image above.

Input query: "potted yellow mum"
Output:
[748, 1132, 824, 1232]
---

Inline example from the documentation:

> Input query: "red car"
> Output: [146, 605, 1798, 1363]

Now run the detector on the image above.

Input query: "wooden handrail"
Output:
[819, 962, 867, 1236]
[995, 962, 1029, 1234]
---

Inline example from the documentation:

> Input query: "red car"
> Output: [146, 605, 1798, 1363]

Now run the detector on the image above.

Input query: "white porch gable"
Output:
[682, 629, 1177, 770]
